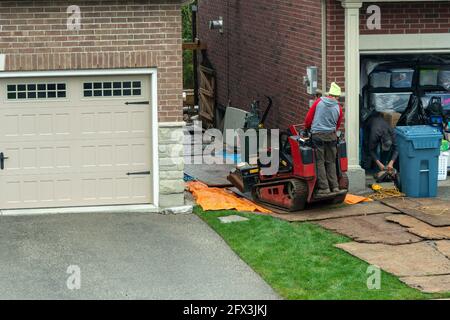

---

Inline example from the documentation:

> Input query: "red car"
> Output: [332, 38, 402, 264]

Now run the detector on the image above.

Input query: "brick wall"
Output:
[325, 0, 450, 92]
[199, 0, 450, 129]
[198, 0, 323, 129]
[360, 1, 450, 34]
[326, 0, 345, 91]
[0, 0, 183, 122]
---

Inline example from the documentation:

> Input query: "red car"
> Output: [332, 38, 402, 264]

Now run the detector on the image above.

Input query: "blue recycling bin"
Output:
[395, 126, 442, 198]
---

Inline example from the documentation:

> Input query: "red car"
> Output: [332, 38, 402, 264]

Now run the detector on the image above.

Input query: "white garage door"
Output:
[0, 75, 153, 209]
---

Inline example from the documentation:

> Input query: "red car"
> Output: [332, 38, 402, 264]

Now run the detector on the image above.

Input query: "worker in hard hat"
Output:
[304, 82, 344, 195]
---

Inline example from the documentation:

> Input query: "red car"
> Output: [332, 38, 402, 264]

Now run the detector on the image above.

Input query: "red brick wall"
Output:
[326, 0, 450, 90]
[0, 0, 183, 122]
[198, 0, 323, 129]
[326, 0, 345, 91]
[198, 0, 450, 129]
[360, 1, 450, 34]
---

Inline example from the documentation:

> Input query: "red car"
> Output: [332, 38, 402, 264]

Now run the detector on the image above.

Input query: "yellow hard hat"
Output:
[328, 82, 341, 97]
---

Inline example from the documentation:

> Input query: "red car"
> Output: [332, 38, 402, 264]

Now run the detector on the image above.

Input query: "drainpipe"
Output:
[192, 4, 199, 106]
[321, 0, 327, 95]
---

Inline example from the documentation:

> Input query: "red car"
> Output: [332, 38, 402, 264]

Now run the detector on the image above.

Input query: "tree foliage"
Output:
[182, 1, 196, 89]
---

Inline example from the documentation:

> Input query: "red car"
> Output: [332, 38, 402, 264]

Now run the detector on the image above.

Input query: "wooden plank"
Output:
[199, 65, 215, 75]
[182, 40, 207, 51]
[199, 64, 216, 128]
[199, 87, 214, 97]
[199, 111, 213, 121]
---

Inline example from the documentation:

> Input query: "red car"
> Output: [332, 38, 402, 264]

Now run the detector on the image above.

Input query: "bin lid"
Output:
[395, 125, 442, 139]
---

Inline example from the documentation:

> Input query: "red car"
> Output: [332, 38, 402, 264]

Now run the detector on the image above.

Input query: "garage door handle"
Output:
[127, 171, 151, 176]
[0, 152, 8, 170]
[125, 101, 150, 105]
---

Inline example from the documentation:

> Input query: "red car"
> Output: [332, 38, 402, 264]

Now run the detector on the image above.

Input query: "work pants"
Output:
[312, 132, 339, 191]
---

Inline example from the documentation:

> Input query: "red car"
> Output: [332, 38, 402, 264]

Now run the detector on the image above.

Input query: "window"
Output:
[7, 83, 66, 100]
[83, 81, 142, 97]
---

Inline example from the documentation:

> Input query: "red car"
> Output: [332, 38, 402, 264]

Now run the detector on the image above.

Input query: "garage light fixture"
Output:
[209, 17, 223, 34]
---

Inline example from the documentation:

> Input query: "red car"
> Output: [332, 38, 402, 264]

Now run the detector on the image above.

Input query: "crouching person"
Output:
[367, 112, 399, 177]
[304, 82, 344, 195]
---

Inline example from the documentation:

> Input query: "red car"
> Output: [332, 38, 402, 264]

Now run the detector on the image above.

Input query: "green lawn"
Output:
[195, 207, 450, 300]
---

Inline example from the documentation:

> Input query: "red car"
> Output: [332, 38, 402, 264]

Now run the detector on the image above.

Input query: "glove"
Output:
[301, 129, 311, 138]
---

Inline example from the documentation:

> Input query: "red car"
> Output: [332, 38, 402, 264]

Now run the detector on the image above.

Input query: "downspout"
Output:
[321, 0, 327, 95]
[226, 0, 230, 101]
[192, 4, 199, 106]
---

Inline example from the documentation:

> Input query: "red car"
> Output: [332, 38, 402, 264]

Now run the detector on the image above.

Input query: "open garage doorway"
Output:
[359, 53, 450, 173]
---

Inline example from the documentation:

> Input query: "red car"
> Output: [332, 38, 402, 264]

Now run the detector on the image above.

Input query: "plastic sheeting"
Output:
[439, 70, 450, 90]
[397, 95, 428, 126]
[344, 194, 373, 205]
[370, 92, 412, 113]
[187, 181, 271, 213]
[422, 92, 450, 111]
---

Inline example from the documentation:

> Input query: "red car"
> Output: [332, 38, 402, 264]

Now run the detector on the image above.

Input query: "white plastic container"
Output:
[420, 68, 439, 86]
[438, 151, 449, 181]
[448, 151, 450, 171]
[370, 72, 391, 88]
[370, 92, 412, 113]
[391, 68, 414, 88]
[438, 70, 450, 90]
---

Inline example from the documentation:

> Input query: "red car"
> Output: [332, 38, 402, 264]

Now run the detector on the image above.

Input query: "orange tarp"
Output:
[344, 193, 373, 205]
[187, 181, 271, 213]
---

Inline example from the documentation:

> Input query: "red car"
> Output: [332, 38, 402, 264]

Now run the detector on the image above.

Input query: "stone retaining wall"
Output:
[159, 122, 185, 207]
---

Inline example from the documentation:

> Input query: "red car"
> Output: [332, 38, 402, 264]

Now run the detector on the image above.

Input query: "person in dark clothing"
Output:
[367, 113, 399, 172]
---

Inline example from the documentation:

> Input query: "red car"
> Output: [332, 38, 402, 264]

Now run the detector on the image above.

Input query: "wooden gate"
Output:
[199, 65, 215, 128]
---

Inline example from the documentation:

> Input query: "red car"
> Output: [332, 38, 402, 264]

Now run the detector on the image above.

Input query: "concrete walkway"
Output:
[0, 212, 279, 300]
[312, 180, 450, 293]
[438, 179, 450, 201]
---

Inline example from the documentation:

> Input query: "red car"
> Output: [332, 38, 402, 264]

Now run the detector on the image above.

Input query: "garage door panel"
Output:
[80, 108, 150, 136]
[1, 179, 67, 207]
[0, 172, 151, 209]
[0, 176, 74, 208]
[0, 75, 153, 209]
[0, 110, 75, 142]
[79, 138, 151, 172]
[1, 108, 150, 143]
[76, 174, 151, 204]
[1, 141, 76, 175]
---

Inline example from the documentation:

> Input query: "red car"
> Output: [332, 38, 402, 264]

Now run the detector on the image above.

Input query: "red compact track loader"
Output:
[227, 125, 349, 212]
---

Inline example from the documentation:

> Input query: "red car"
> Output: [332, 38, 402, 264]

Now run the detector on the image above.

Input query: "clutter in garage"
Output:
[360, 55, 450, 181]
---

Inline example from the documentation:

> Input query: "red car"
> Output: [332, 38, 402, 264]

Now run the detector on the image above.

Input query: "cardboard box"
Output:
[381, 111, 401, 128]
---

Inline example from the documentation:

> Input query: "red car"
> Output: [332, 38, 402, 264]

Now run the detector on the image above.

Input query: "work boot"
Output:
[316, 188, 331, 195]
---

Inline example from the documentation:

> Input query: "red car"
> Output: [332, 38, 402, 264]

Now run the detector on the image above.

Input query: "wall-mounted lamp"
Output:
[209, 16, 224, 33]
[303, 66, 318, 95]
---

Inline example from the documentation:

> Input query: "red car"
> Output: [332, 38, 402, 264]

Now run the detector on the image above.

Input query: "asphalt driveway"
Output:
[0, 212, 279, 300]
